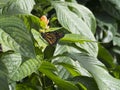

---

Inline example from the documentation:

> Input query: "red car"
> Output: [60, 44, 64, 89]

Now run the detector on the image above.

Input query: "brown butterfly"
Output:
[41, 31, 64, 45]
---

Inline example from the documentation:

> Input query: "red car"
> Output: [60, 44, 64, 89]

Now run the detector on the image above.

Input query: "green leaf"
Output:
[67, 2, 96, 34]
[1, 52, 22, 81]
[111, 65, 120, 79]
[0, 0, 10, 4]
[44, 45, 55, 59]
[98, 44, 115, 68]
[41, 27, 63, 32]
[52, 1, 96, 38]
[52, 1, 98, 57]
[0, 15, 44, 83]
[1, 51, 42, 82]
[53, 57, 72, 79]
[113, 34, 120, 47]
[99, 0, 120, 20]
[11, 57, 41, 81]
[0, 61, 9, 90]
[112, 48, 120, 56]
[53, 56, 91, 79]
[18, 15, 41, 31]
[2, 0, 35, 15]
[31, 29, 47, 49]
[16, 84, 34, 90]
[96, 13, 117, 36]
[60, 34, 95, 43]
[71, 76, 99, 90]
[0, 0, 10, 8]
[53, 43, 89, 80]
[0, 16, 35, 58]
[54, 43, 87, 56]
[67, 53, 120, 90]
[16, 73, 43, 90]
[56, 62, 80, 76]
[96, 12, 117, 42]
[39, 61, 79, 90]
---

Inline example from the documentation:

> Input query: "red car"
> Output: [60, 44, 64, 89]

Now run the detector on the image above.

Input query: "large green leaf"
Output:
[52, 1, 96, 37]
[39, 61, 79, 90]
[2, 0, 35, 15]
[52, 1, 98, 57]
[0, 60, 9, 90]
[53, 56, 91, 79]
[1, 52, 22, 81]
[53, 43, 91, 80]
[1, 52, 42, 81]
[11, 58, 41, 81]
[0, 16, 35, 58]
[68, 53, 120, 90]
[67, 2, 96, 34]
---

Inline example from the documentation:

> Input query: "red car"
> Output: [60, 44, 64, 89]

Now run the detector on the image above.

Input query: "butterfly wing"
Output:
[41, 32, 57, 45]
[41, 31, 64, 45]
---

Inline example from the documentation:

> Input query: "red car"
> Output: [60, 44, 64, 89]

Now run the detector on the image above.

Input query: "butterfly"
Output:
[41, 31, 64, 45]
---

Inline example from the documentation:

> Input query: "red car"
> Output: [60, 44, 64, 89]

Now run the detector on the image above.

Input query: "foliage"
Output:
[0, 0, 120, 90]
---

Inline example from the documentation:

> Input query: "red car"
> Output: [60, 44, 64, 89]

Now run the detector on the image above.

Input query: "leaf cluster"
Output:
[0, 0, 120, 90]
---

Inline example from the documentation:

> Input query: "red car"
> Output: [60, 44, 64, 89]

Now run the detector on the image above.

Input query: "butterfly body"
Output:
[41, 31, 64, 45]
